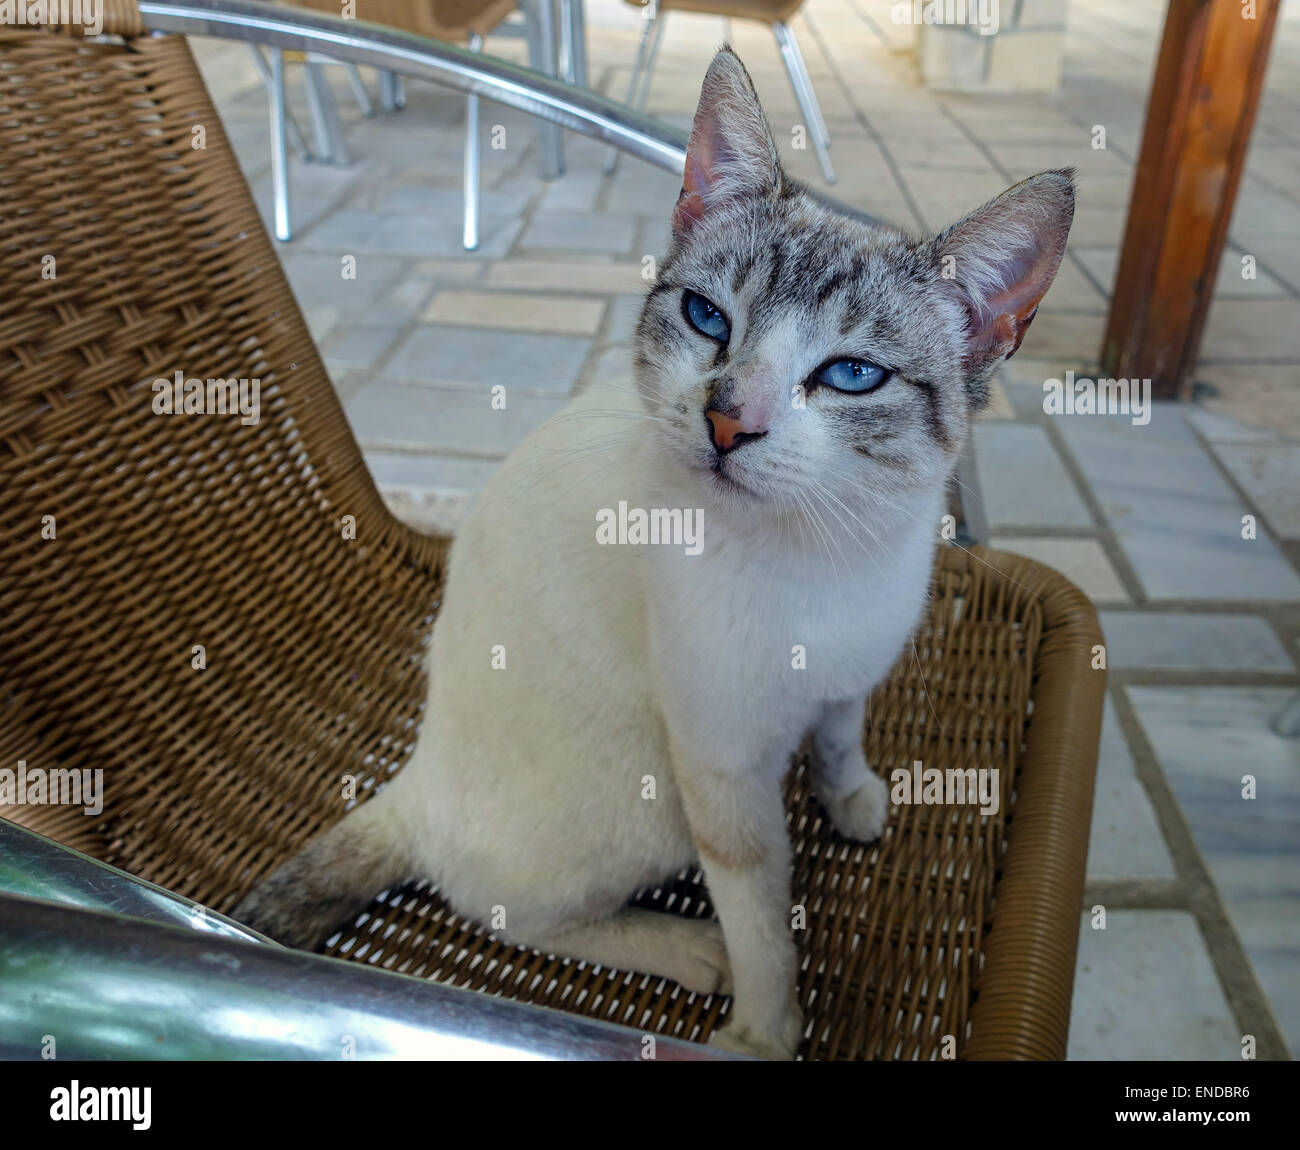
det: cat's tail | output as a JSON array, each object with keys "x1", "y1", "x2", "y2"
[{"x1": 232, "y1": 783, "x2": 419, "y2": 950}]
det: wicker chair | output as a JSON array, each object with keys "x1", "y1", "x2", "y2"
[{"x1": 0, "y1": 5, "x2": 1105, "y2": 1059}]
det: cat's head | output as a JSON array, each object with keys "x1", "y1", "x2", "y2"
[{"x1": 635, "y1": 47, "x2": 1074, "y2": 517}]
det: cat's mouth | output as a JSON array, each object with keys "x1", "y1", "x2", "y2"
[{"x1": 707, "y1": 456, "x2": 760, "y2": 498}]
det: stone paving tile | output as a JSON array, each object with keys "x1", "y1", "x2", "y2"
[
  {"x1": 424, "y1": 290, "x2": 606, "y2": 335},
  {"x1": 301, "y1": 208, "x2": 524, "y2": 259},
  {"x1": 1185, "y1": 409, "x2": 1280, "y2": 444},
  {"x1": 1099, "y1": 612, "x2": 1294, "y2": 673},
  {"x1": 320, "y1": 324, "x2": 406, "y2": 373},
  {"x1": 1072, "y1": 176, "x2": 1136, "y2": 209},
  {"x1": 1127, "y1": 687, "x2": 1300, "y2": 1057},
  {"x1": 302, "y1": 305, "x2": 343, "y2": 347},
  {"x1": 485, "y1": 258, "x2": 648, "y2": 295},
  {"x1": 274, "y1": 250, "x2": 409, "y2": 311},
  {"x1": 537, "y1": 168, "x2": 606, "y2": 213},
  {"x1": 1087, "y1": 698, "x2": 1177, "y2": 882},
  {"x1": 1015, "y1": 310, "x2": 1106, "y2": 362},
  {"x1": 1068, "y1": 911, "x2": 1242, "y2": 1060},
  {"x1": 880, "y1": 137, "x2": 997, "y2": 172},
  {"x1": 1039, "y1": 257, "x2": 1108, "y2": 310},
  {"x1": 603, "y1": 164, "x2": 691, "y2": 217},
  {"x1": 382, "y1": 278, "x2": 441, "y2": 318},
  {"x1": 1203, "y1": 299, "x2": 1300, "y2": 362},
  {"x1": 346, "y1": 380, "x2": 565, "y2": 456},
  {"x1": 1210, "y1": 442, "x2": 1300, "y2": 541},
  {"x1": 588, "y1": 345, "x2": 636, "y2": 386},
  {"x1": 1193, "y1": 365, "x2": 1300, "y2": 442},
  {"x1": 1056, "y1": 409, "x2": 1300, "y2": 601},
  {"x1": 371, "y1": 184, "x2": 533, "y2": 219},
  {"x1": 518, "y1": 210, "x2": 640, "y2": 255},
  {"x1": 1075, "y1": 247, "x2": 1291, "y2": 300},
  {"x1": 988, "y1": 536, "x2": 1130, "y2": 603},
  {"x1": 1064, "y1": 206, "x2": 1130, "y2": 248},
  {"x1": 384, "y1": 325, "x2": 591, "y2": 392},
  {"x1": 605, "y1": 294, "x2": 644, "y2": 345},
  {"x1": 903, "y1": 171, "x2": 1013, "y2": 233},
  {"x1": 251, "y1": 180, "x2": 350, "y2": 241},
  {"x1": 971, "y1": 423, "x2": 1094, "y2": 529}
]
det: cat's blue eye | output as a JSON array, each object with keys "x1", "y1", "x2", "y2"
[
  {"x1": 682, "y1": 290, "x2": 730, "y2": 343},
  {"x1": 814, "y1": 359, "x2": 891, "y2": 394}
]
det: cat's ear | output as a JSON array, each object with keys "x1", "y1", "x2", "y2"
[
  {"x1": 672, "y1": 47, "x2": 783, "y2": 236},
  {"x1": 928, "y1": 169, "x2": 1075, "y2": 387}
]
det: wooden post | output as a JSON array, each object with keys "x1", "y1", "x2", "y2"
[{"x1": 1101, "y1": 0, "x2": 1280, "y2": 399}]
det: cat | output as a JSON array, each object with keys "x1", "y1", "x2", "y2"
[{"x1": 234, "y1": 46, "x2": 1074, "y2": 1060}]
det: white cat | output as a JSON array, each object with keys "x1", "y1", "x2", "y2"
[{"x1": 236, "y1": 47, "x2": 1074, "y2": 1060}]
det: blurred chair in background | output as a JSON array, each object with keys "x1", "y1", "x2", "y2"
[
  {"x1": 259, "y1": 0, "x2": 557, "y2": 249},
  {"x1": 613, "y1": 0, "x2": 835, "y2": 182}
]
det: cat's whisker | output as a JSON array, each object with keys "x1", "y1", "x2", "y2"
[
  {"x1": 834, "y1": 476, "x2": 1047, "y2": 604},
  {"x1": 598, "y1": 377, "x2": 678, "y2": 410},
  {"x1": 544, "y1": 408, "x2": 667, "y2": 429},
  {"x1": 807, "y1": 477, "x2": 894, "y2": 567},
  {"x1": 794, "y1": 486, "x2": 844, "y2": 593},
  {"x1": 910, "y1": 637, "x2": 944, "y2": 730}
]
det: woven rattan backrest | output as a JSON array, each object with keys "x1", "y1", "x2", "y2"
[{"x1": 0, "y1": 15, "x2": 446, "y2": 902}]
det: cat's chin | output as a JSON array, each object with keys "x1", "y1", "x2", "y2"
[{"x1": 703, "y1": 459, "x2": 762, "y2": 501}]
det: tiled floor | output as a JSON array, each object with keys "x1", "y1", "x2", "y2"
[{"x1": 192, "y1": 0, "x2": 1299, "y2": 1059}]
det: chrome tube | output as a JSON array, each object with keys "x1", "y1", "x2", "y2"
[
  {"x1": 268, "y1": 45, "x2": 290, "y2": 240},
  {"x1": 303, "y1": 58, "x2": 350, "y2": 165},
  {"x1": 0, "y1": 820, "x2": 268, "y2": 944},
  {"x1": 464, "y1": 32, "x2": 483, "y2": 251},
  {"x1": 0, "y1": 894, "x2": 740, "y2": 1060},
  {"x1": 137, "y1": 0, "x2": 680, "y2": 172},
  {"x1": 773, "y1": 22, "x2": 835, "y2": 184},
  {"x1": 560, "y1": 0, "x2": 587, "y2": 88},
  {"x1": 519, "y1": 0, "x2": 564, "y2": 178},
  {"x1": 344, "y1": 61, "x2": 375, "y2": 117}
]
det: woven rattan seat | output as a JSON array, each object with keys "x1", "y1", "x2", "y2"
[{"x1": 0, "y1": 8, "x2": 1105, "y2": 1060}]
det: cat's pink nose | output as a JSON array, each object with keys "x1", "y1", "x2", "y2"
[{"x1": 706, "y1": 408, "x2": 768, "y2": 453}]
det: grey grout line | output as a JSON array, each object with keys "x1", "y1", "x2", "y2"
[
  {"x1": 1036, "y1": 414, "x2": 1151, "y2": 604},
  {"x1": 1108, "y1": 683, "x2": 1294, "y2": 1061},
  {"x1": 1082, "y1": 878, "x2": 1189, "y2": 910}
]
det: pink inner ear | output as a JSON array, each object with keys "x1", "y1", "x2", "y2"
[
  {"x1": 967, "y1": 240, "x2": 1063, "y2": 364},
  {"x1": 672, "y1": 125, "x2": 725, "y2": 235},
  {"x1": 672, "y1": 188, "x2": 706, "y2": 234}
]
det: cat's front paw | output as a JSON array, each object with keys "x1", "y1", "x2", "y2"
[
  {"x1": 824, "y1": 770, "x2": 890, "y2": 842},
  {"x1": 709, "y1": 998, "x2": 803, "y2": 1060}
]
